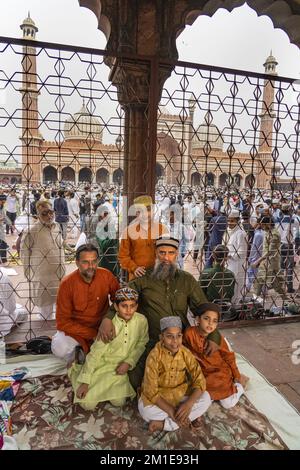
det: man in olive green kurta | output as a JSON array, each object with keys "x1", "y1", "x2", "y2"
[
  {"x1": 253, "y1": 217, "x2": 286, "y2": 297},
  {"x1": 99, "y1": 236, "x2": 221, "y2": 389},
  {"x1": 199, "y1": 245, "x2": 236, "y2": 302}
]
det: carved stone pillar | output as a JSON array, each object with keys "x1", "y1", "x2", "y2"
[
  {"x1": 110, "y1": 60, "x2": 172, "y2": 207},
  {"x1": 79, "y1": 0, "x2": 178, "y2": 205}
]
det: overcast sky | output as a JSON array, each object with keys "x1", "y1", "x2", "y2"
[
  {"x1": 0, "y1": 1, "x2": 299, "y2": 76},
  {"x1": 0, "y1": 1, "x2": 299, "y2": 167}
]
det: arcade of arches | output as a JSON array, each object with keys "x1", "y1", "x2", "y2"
[{"x1": 43, "y1": 165, "x2": 123, "y2": 186}]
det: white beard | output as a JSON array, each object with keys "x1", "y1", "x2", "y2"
[{"x1": 151, "y1": 259, "x2": 178, "y2": 281}]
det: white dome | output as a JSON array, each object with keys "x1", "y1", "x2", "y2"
[
  {"x1": 64, "y1": 104, "x2": 103, "y2": 143},
  {"x1": 23, "y1": 15, "x2": 36, "y2": 27},
  {"x1": 193, "y1": 122, "x2": 223, "y2": 151}
]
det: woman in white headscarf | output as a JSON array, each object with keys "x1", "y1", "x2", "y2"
[{"x1": 222, "y1": 210, "x2": 248, "y2": 303}]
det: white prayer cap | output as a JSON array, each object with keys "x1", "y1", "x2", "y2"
[
  {"x1": 228, "y1": 209, "x2": 240, "y2": 219},
  {"x1": 97, "y1": 205, "x2": 110, "y2": 216}
]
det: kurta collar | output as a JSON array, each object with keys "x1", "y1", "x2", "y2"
[
  {"x1": 159, "y1": 340, "x2": 181, "y2": 357},
  {"x1": 115, "y1": 314, "x2": 133, "y2": 326}
]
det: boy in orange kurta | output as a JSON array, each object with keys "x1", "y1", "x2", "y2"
[
  {"x1": 118, "y1": 195, "x2": 168, "y2": 280},
  {"x1": 184, "y1": 303, "x2": 249, "y2": 409}
]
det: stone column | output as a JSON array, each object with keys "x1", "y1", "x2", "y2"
[
  {"x1": 78, "y1": 0, "x2": 183, "y2": 205},
  {"x1": 110, "y1": 60, "x2": 171, "y2": 207}
]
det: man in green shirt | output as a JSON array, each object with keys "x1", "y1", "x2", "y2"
[
  {"x1": 98, "y1": 236, "x2": 221, "y2": 389},
  {"x1": 199, "y1": 244, "x2": 236, "y2": 303}
]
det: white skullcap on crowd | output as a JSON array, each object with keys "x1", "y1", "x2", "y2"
[{"x1": 228, "y1": 209, "x2": 240, "y2": 219}]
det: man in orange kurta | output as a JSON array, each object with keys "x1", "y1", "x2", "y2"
[
  {"x1": 118, "y1": 195, "x2": 168, "y2": 280},
  {"x1": 51, "y1": 244, "x2": 120, "y2": 362}
]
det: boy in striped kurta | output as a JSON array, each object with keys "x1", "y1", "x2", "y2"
[{"x1": 68, "y1": 288, "x2": 149, "y2": 410}]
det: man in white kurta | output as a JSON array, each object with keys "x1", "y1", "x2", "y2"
[
  {"x1": 67, "y1": 192, "x2": 79, "y2": 239},
  {"x1": 20, "y1": 200, "x2": 66, "y2": 319},
  {"x1": 222, "y1": 210, "x2": 248, "y2": 303},
  {"x1": 0, "y1": 270, "x2": 28, "y2": 336}
]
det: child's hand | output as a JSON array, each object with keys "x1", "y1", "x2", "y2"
[
  {"x1": 116, "y1": 362, "x2": 130, "y2": 375},
  {"x1": 175, "y1": 401, "x2": 193, "y2": 424},
  {"x1": 76, "y1": 383, "x2": 89, "y2": 399},
  {"x1": 165, "y1": 404, "x2": 177, "y2": 422},
  {"x1": 204, "y1": 339, "x2": 220, "y2": 356}
]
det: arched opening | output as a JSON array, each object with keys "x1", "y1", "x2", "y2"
[
  {"x1": 11, "y1": 177, "x2": 17, "y2": 184},
  {"x1": 173, "y1": 2, "x2": 300, "y2": 201},
  {"x1": 156, "y1": 163, "x2": 164, "y2": 183},
  {"x1": 113, "y1": 168, "x2": 123, "y2": 185},
  {"x1": 245, "y1": 174, "x2": 256, "y2": 189},
  {"x1": 234, "y1": 174, "x2": 242, "y2": 187},
  {"x1": 79, "y1": 167, "x2": 92, "y2": 183},
  {"x1": 43, "y1": 165, "x2": 57, "y2": 183},
  {"x1": 61, "y1": 166, "x2": 75, "y2": 182},
  {"x1": 206, "y1": 172, "x2": 215, "y2": 186},
  {"x1": 157, "y1": 132, "x2": 179, "y2": 185},
  {"x1": 191, "y1": 172, "x2": 201, "y2": 186},
  {"x1": 176, "y1": 3, "x2": 300, "y2": 62},
  {"x1": 219, "y1": 173, "x2": 228, "y2": 187},
  {"x1": 96, "y1": 168, "x2": 109, "y2": 184}
]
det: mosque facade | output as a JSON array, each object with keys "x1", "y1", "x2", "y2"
[{"x1": 0, "y1": 15, "x2": 284, "y2": 191}]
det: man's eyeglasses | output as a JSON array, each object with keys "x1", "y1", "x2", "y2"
[{"x1": 40, "y1": 210, "x2": 54, "y2": 216}]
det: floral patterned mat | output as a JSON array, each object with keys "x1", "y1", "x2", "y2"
[{"x1": 10, "y1": 375, "x2": 287, "y2": 450}]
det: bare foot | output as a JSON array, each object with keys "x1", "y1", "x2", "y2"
[
  {"x1": 239, "y1": 374, "x2": 249, "y2": 389},
  {"x1": 148, "y1": 420, "x2": 164, "y2": 433},
  {"x1": 178, "y1": 417, "x2": 190, "y2": 428},
  {"x1": 191, "y1": 416, "x2": 202, "y2": 429}
]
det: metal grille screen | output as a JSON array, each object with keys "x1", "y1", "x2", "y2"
[{"x1": 0, "y1": 36, "x2": 300, "y2": 341}]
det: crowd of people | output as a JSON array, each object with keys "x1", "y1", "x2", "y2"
[
  {"x1": 0, "y1": 181, "x2": 299, "y2": 432},
  {"x1": 0, "y1": 184, "x2": 300, "y2": 327}
]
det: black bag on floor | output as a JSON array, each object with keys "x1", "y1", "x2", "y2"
[{"x1": 26, "y1": 336, "x2": 52, "y2": 354}]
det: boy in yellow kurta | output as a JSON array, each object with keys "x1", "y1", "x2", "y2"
[
  {"x1": 138, "y1": 316, "x2": 211, "y2": 433},
  {"x1": 68, "y1": 287, "x2": 149, "y2": 410}
]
